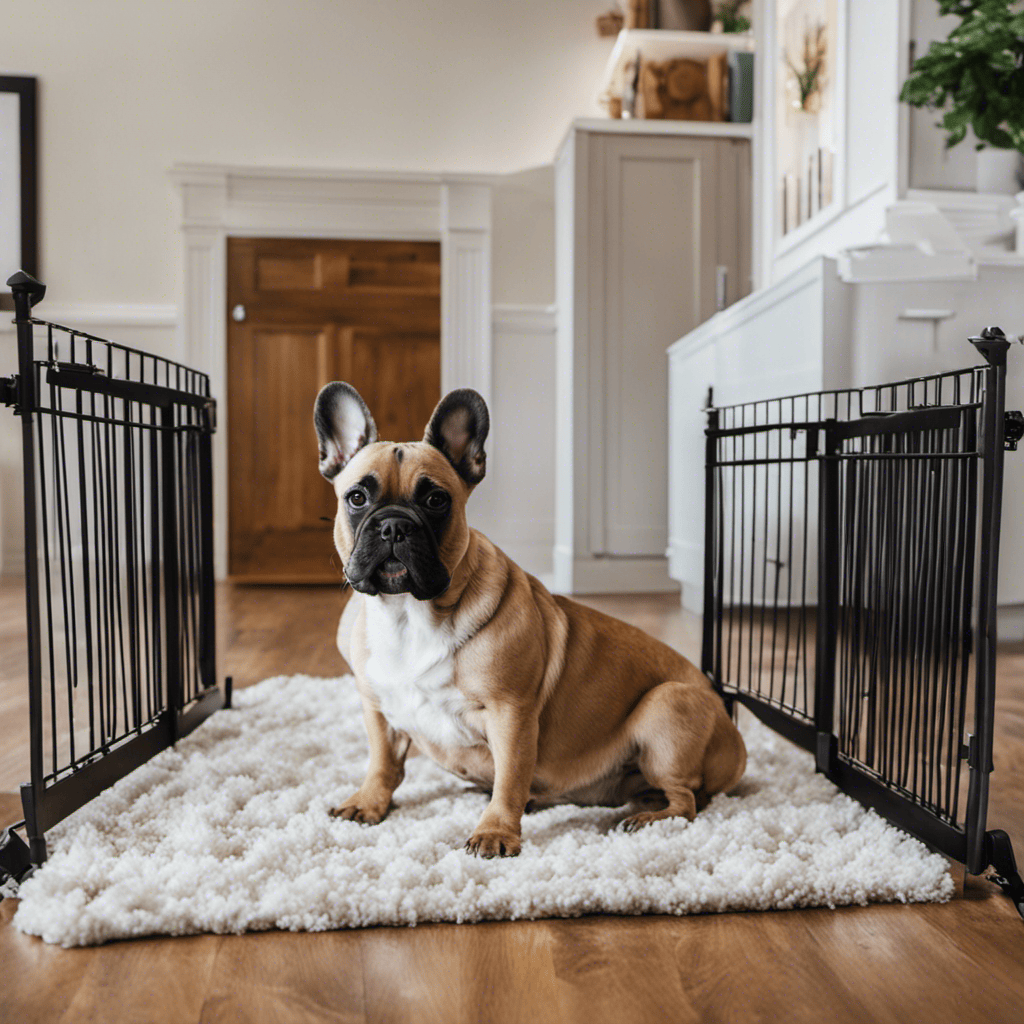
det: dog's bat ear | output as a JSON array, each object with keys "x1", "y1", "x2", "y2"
[
  {"x1": 314, "y1": 382, "x2": 378, "y2": 480},
  {"x1": 423, "y1": 388, "x2": 489, "y2": 485}
]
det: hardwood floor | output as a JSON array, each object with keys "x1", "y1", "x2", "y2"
[{"x1": 1, "y1": 582, "x2": 1022, "y2": 1023}]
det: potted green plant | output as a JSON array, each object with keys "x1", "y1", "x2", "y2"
[{"x1": 900, "y1": 0, "x2": 1024, "y2": 193}]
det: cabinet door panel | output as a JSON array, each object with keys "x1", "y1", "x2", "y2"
[{"x1": 597, "y1": 135, "x2": 722, "y2": 557}]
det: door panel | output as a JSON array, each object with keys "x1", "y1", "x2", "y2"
[
  {"x1": 227, "y1": 238, "x2": 441, "y2": 582},
  {"x1": 349, "y1": 330, "x2": 441, "y2": 443}
]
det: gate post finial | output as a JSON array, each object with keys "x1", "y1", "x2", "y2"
[
  {"x1": 970, "y1": 326, "x2": 1011, "y2": 367},
  {"x1": 6, "y1": 270, "x2": 45, "y2": 314}
]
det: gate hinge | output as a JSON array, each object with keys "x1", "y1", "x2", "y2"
[
  {"x1": 1005, "y1": 410, "x2": 1023, "y2": 451},
  {"x1": 963, "y1": 733, "x2": 995, "y2": 772},
  {"x1": 0, "y1": 826, "x2": 35, "y2": 899},
  {"x1": 1, "y1": 375, "x2": 19, "y2": 410}
]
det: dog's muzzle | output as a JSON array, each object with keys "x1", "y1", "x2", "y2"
[{"x1": 345, "y1": 504, "x2": 451, "y2": 599}]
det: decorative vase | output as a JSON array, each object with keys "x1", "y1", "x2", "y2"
[{"x1": 976, "y1": 148, "x2": 1022, "y2": 194}]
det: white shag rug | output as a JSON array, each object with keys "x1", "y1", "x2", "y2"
[{"x1": 13, "y1": 674, "x2": 953, "y2": 947}]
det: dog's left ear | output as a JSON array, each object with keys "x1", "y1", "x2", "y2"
[{"x1": 424, "y1": 388, "x2": 489, "y2": 485}]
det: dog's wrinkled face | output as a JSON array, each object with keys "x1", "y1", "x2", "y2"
[{"x1": 314, "y1": 384, "x2": 489, "y2": 600}]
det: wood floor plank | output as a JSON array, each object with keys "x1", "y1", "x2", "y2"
[
  {"x1": 668, "y1": 909, "x2": 877, "y2": 1023},
  {"x1": 0, "y1": 898, "x2": 92, "y2": 1024},
  {"x1": 768, "y1": 899, "x2": 1024, "y2": 1024},
  {"x1": 546, "y1": 916, "x2": 701, "y2": 1024},
  {"x1": 359, "y1": 921, "x2": 560, "y2": 1024},
  {"x1": 56, "y1": 934, "x2": 222, "y2": 1024},
  {"x1": 198, "y1": 930, "x2": 366, "y2": 1024}
]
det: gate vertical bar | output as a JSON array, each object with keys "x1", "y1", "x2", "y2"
[
  {"x1": 965, "y1": 328, "x2": 1010, "y2": 875},
  {"x1": 197, "y1": 404, "x2": 216, "y2": 691},
  {"x1": 815, "y1": 422, "x2": 840, "y2": 774},
  {"x1": 8, "y1": 272, "x2": 47, "y2": 863},
  {"x1": 702, "y1": 397, "x2": 719, "y2": 686},
  {"x1": 160, "y1": 403, "x2": 182, "y2": 739}
]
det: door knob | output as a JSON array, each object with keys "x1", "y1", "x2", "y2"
[{"x1": 232, "y1": 304, "x2": 246, "y2": 322}]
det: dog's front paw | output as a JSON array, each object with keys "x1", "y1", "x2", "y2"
[
  {"x1": 464, "y1": 829, "x2": 521, "y2": 858},
  {"x1": 619, "y1": 811, "x2": 659, "y2": 833},
  {"x1": 329, "y1": 789, "x2": 390, "y2": 825}
]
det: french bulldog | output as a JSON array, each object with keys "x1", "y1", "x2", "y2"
[{"x1": 315, "y1": 383, "x2": 746, "y2": 857}]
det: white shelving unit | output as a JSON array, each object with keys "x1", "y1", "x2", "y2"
[{"x1": 598, "y1": 28, "x2": 756, "y2": 106}]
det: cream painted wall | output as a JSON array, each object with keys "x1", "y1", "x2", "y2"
[
  {"x1": 0, "y1": 0, "x2": 605, "y2": 308},
  {"x1": 492, "y1": 165, "x2": 556, "y2": 306}
]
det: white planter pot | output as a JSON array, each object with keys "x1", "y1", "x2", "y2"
[{"x1": 976, "y1": 148, "x2": 1022, "y2": 194}]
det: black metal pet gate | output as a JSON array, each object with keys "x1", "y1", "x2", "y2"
[
  {"x1": 0, "y1": 272, "x2": 229, "y2": 893},
  {"x1": 702, "y1": 329, "x2": 1024, "y2": 918}
]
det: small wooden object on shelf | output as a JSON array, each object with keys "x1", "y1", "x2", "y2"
[
  {"x1": 636, "y1": 57, "x2": 716, "y2": 121},
  {"x1": 598, "y1": 29, "x2": 756, "y2": 121},
  {"x1": 596, "y1": 9, "x2": 625, "y2": 37},
  {"x1": 627, "y1": 0, "x2": 653, "y2": 30},
  {"x1": 706, "y1": 52, "x2": 728, "y2": 121}
]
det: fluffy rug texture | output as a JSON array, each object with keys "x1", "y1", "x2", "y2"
[{"x1": 14, "y1": 673, "x2": 953, "y2": 946}]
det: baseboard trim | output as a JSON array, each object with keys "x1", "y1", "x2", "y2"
[{"x1": 551, "y1": 547, "x2": 679, "y2": 595}]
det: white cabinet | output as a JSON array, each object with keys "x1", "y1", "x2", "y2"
[{"x1": 553, "y1": 120, "x2": 751, "y2": 594}]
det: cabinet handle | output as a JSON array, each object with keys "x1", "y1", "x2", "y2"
[{"x1": 716, "y1": 267, "x2": 728, "y2": 312}]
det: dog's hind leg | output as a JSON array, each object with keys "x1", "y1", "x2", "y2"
[{"x1": 618, "y1": 678, "x2": 745, "y2": 833}]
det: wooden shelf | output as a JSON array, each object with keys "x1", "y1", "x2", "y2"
[
  {"x1": 567, "y1": 117, "x2": 753, "y2": 140},
  {"x1": 598, "y1": 28, "x2": 756, "y2": 104}
]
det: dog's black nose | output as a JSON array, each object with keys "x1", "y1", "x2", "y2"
[{"x1": 378, "y1": 514, "x2": 419, "y2": 543}]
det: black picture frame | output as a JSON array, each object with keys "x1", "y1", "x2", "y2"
[{"x1": 0, "y1": 75, "x2": 38, "y2": 292}]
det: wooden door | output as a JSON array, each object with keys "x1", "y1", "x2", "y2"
[{"x1": 227, "y1": 237, "x2": 441, "y2": 582}]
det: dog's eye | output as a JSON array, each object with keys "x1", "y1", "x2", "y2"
[
  {"x1": 424, "y1": 490, "x2": 450, "y2": 511},
  {"x1": 347, "y1": 491, "x2": 367, "y2": 509}
]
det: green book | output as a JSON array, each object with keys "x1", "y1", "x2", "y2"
[{"x1": 728, "y1": 51, "x2": 754, "y2": 124}]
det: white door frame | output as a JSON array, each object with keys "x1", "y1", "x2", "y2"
[{"x1": 171, "y1": 164, "x2": 493, "y2": 579}]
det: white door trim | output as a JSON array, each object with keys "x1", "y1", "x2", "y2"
[{"x1": 171, "y1": 164, "x2": 493, "y2": 579}]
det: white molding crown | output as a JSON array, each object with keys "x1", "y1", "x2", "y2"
[{"x1": 172, "y1": 163, "x2": 494, "y2": 580}]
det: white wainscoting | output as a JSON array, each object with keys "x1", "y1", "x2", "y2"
[{"x1": 474, "y1": 304, "x2": 557, "y2": 586}]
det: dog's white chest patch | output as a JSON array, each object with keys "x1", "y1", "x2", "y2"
[{"x1": 362, "y1": 595, "x2": 482, "y2": 749}]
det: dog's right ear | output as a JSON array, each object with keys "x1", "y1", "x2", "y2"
[{"x1": 314, "y1": 382, "x2": 378, "y2": 480}]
